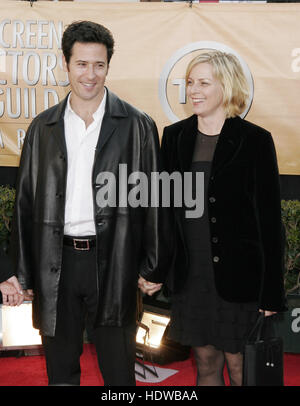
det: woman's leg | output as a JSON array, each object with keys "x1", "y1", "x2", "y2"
[
  {"x1": 224, "y1": 351, "x2": 243, "y2": 386},
  {"x1": 193, "y1": 344, "x2": 225, "y2": 386}
]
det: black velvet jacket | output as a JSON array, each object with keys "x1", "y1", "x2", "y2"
[{"x1": 161, "y1": 114, "x2": 287, "y2": 312}]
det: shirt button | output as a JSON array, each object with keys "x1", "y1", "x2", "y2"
[
  {"x1": 211, "y1": 217, "x2": 217, "y2": 223},
  {"x1": 213, "y1": 256, "x2": 220, "y2": 263},
  {"x1": 209, "y1": 197, "x2": 216, "y2": 203},
  {"x1": 212, "y1": 237, "x2": 218, "y2": 243}
]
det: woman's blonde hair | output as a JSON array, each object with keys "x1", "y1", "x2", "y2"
[{"x1": 185, "y1": 51, "x2": 250, "y2": 118}]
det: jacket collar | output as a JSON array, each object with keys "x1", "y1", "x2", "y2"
[
  {"x1": 45, "y1": 87, "x2": 128, "y2": 125},
  {"x1": 178, "y1": 114, "x2": 244, "y2": 176},
  {"x1": 178, "y1": 114, "x2": 197, "y2": 173},
  {"x1": 211, "y1": 116, "x2": 244, "y2": 177},
  {"x1": 96, "y1": 88, "x2": 128, "y2": 153},
  {"x1": 103, "y1": 87, "x2": 128, "y2": 118},
  {"x1": 44, "y1": 87, "x2": 128, "y2": 155}
]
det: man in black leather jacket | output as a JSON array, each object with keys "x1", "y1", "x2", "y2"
[{"x1": 0, "y1": 21, "x2": 164, "y2": 386}]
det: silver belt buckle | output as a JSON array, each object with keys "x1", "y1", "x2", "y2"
[{"x1": 73, "y1": 238, "x2": 90, "y2": 251}]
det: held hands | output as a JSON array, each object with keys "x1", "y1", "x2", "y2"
[
  {"x1": 24, "y1": 289, "x2": 34, "y2": 301},
  {"x1": 259, "y1": 309, "x2": 277, "y2": 317},
  {"x1": 0, "y1": 276, "x2": 34, "y2": 306},
  {"x1": 138, "y1": 276, "x2": 162, "y2": 296},
  {"x1": 0, "y1": 276, "x2": 24, "y2": 306}
]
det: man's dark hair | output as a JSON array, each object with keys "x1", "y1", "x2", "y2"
[{"x1": 62, "y1": 21, "x2": 115, "y2": 65}]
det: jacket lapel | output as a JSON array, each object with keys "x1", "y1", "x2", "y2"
[
  {"x1": 177, "y1": 115, "x2": 244, "y2": 177},
  {"x1": 211, "y1": 117, "x2": 244, "y2": 178},
  {"x1": 96, "y1": 88, "x2": 128, "y2": 153},
  {"x1": 45, "y1": 95, "x2": 68, "y2": 158},
  {"x1": 178, "y1": 115, "x2": 197, "y2": 173},
  {"x1": 45, "y1": 88, "x2": 128, "y2": 158}
]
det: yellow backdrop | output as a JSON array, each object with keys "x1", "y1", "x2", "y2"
[{"x1": 0, "y1": 2, "x2": 299, "y2": 174}]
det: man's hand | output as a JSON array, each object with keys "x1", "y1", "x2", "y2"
[
  {"x1": 0, "y1": 276, "x2": 24, "y2": 306},
  {"x1": 138, "y1": 276, "x2": 162, "y2": 296}
]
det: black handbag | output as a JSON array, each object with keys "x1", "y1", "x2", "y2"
[{"x1": 242, "y1": 313, "x2": 284, "y2": 386}]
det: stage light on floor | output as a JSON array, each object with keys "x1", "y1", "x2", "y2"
[
  {"x1": 136, "y1": 311, "x2": 170, "y2": 349},
  {"x1": 136, "y1": 306, "x2": 190, "y2": 365},
  {"x1": 0, "y1": 302, "x2": 42, "y2": 350}
]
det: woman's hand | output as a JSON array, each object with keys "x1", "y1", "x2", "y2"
[
  {"x1": 138, "y1": 276, "x2": 162, "y2": 296},
  {"x1": 259, "y1": 309, "x2": 277, "y2": 317},
  {"x1": 24, "y1": 289, "x2": 34, "y2": 301}
]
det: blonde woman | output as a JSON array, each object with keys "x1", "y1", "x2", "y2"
[{"x1": 161, "y1": 51, "x2": 286, "y2": 386}]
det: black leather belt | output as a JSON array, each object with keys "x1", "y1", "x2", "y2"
[{"x1": 63, "y1": 236, "x2": 96, "y2": 251}]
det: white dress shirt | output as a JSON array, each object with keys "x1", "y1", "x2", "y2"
[{"x1": 63, "y1": 90, "x2": 106, "y2": 236}]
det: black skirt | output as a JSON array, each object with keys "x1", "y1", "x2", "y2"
[{"x1": 168, "y1": 161, "x2": 259, "y2": 354}]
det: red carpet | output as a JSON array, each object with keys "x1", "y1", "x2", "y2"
[{"x1": 0, "y1": 344, "x2": 299, "y2": 386}]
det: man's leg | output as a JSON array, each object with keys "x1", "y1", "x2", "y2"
[
  {"x1": 42, "y1": 245, "x2": 97, "y2": 386},
  {"x1": 93, "y1": 322, "x2": 137, "y2": 386}
]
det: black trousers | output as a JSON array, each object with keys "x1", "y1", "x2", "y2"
[{"x1": 42, "y1": 244, "x2": 136, "y2": 386}]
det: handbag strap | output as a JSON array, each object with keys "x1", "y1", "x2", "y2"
[{"x1": 246, "y1": 312, "x2": 265, "y2": 343}]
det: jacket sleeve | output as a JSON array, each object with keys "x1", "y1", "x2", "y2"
[
  {"x1": 138, "y1": 116, "x2": 173, "y2": 283},
  {"x1": 9, "y1": 122, "x2": 36, "y2": 290},
  {"x1": 158, "y1": 126, "x2": 177, "y2": 290},
  {"x1": 256, "y1": 131, "x2": 287, "y2": 311},
  {"x1": 0, "y1": 255, "x2": 14, "y2": 284}
]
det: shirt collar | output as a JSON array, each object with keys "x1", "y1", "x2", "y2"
[{"x1": 65, "y1": 88, "x2": 107, "y2": 122}]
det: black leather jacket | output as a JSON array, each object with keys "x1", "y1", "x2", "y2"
[{"x1": 9, "y1": 88, "x2": 166, "y2": 336}]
